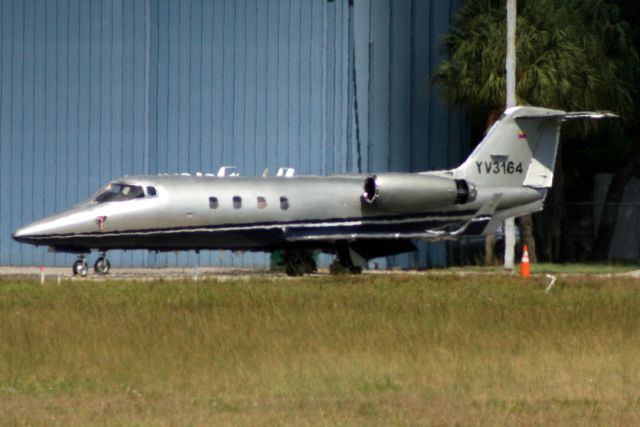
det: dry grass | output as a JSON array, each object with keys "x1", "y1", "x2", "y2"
[{"x1": 1, "y1": 273, "x2": 640, "y2": 425}]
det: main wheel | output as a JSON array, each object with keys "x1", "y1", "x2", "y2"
[
  {"x1": 303, "y1": 258, "x2": 317, "y2": 275},
  {"x1": 283, "y1": 250, "x2": 317, "y2": 276},
  {"x1": 349, "y1": 265, "x2": 363, "y2": 274},
  {"x1": 72, "y1": 260, "x2": 88, "y2": 277},
  {"x1": 331, "y1": 243, "x2": 364, "y2": 275},
  {"x1": 329, "y1": 260, "x2": 349, "y2": 275},
  {"x1": 329, "y1": 256, "x2": 363, "y2": 275},
  {"x1": 285, "y1": 263, "x2": 305, "y2": 276},
  {"x1": 94, "y1": 257, "x2": 111, "y2": 275}
]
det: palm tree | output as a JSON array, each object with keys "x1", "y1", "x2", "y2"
[{"x1": 433, "y1": 0, "x2": 639, "y2": 262}]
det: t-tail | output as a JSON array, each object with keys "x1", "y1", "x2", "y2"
[{"x1": 453, "y1": 106, "x2": 616, "y2": 189}]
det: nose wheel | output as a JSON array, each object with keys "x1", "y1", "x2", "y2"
[
  {"x1": 72, "y1": 257, "x2": 89, "y2": 277},
  {"x1": 94, "y1": 254, "x2": 111, "y2": 275}
]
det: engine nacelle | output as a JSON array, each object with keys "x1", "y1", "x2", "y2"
[{"x1": 361, "y1": 173, "x2": 476, "y2": 213}]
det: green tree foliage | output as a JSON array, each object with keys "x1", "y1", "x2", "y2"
[
  {"x1": 434, "y1": 0, "x2": 638, "y2": 120},
  {"x1": 433, "y1": 0, "x2": 640, "y2": 262}
]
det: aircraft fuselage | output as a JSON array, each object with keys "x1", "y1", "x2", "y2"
[{"x1": 14, "y1": 173, "x2": 534, "y2": 254}]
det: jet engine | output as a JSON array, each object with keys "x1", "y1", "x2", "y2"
[{"x1": 362, "y1": 173, "x2": 476, "y2": 213}]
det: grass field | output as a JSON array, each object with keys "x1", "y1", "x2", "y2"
[{"x1": 2, "y1": 272, "x2": 640, "y2": 426}]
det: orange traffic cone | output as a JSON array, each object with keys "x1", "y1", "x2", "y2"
[{"x1": 520, "y1": 245, "x2": 531, "y2": 278}]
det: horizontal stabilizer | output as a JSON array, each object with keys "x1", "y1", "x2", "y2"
[
  {"x1": 518, "y1": 111, "x2": 618, "y2": 120},
  {"x1": 519, "y1": 110, "x2": 616, "y2": 188}
]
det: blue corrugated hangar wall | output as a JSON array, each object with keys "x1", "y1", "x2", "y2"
[{"x1": 0, "y1": 0, "x2": 468, "y2": 269}]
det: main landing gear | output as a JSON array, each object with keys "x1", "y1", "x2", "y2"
[
  {"x1": 283, "y1": 250, "x2": 317, "y2": 276},
  {"x1": 281, "y1": 244, "x2": 365, "y2": 276},
  {"x1": 329, "y1": 244, "x2": 364, "y2": 275},
  {"x1": 71, "y1": 253, "x2": 111, "y2": 277}
]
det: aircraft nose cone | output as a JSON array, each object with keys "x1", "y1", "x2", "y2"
[
  {"x1": 12, "y1": 217, "x2": 65, "y2": 245},
  {"x1": 13, "y1": 206, "x2": 96, "y2": 247},
  {"x1": 12, "y1": 224, "x2": 37, "y2": 243}
]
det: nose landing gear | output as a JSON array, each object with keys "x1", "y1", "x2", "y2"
[
  {"x1": 72, "y1": 256, "x2": 89, "y2": 277},
  {"x1": 71, "y1": 253, "x2": 111, "y2": 277},
  {"x1": 94, "y1": 253, "x2": 111, "y2": 275}
]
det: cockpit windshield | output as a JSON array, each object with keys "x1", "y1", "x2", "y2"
[{"x1": 94, "y1": 183, "x2": 145, "y2": 203}]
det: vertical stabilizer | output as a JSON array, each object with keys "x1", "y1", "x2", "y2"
[{"x1": 453, "y1": 106, "x2": 615, "y2": 188}]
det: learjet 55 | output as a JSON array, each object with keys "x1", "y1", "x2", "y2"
[{"x1": 13, "y1": 106, "x2": 614, "y2": 276}]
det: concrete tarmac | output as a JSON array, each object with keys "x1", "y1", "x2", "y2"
[
  {"x1": 0, "y1": 266, "x2": 275, "y2": 281},
  {"x1": 2, "y1": 266, "x2": 640, "y2": 282}
]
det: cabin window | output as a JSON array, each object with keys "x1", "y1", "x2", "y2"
[
  {"x1": 95, "y1": 183, "x2": 145, "y2": 203},
  {"x1": 280, "y1": 196, "x2": 289, "y2": 210},
  {"x1": 257, "y1": 196, "x2": 267, "y2": 209},
  {"x1": 209, "y1": 196, "x2": 218, "y2": 209},
  {"x1": 233, "y1": 196, "x2": 242, "y2": 209},
  {"x1": 146, "y1": 186, "x2": 157, "y2": 197}
]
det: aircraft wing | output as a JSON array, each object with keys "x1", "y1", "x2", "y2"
[
  {"x1": 286, "y1": 194, "x2": 502, "y2": 243},
  {"x1": 449, "y1": 193, "x2": 502, "y2": 237}
]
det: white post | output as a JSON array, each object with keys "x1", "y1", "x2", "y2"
[
  {"x1": 504, "y1": 0, "x2": 517, "y2": 270},
  {"x1": 506, "y1": 0, "x2": 517, "y2": 108}
]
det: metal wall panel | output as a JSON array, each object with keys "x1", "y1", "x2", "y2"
[
  {"x1": 0, "y1": 0, "x2": 150, "y2": 268},
  {"x1": 353, "y1": 0, "x2": 468, "y2": 268},
  {"x1": 0, "y1": 0, "x2": 468, "y2": 269},
  {"x1": 149, "y1": 0, "x2": 352, "y2": 268}
]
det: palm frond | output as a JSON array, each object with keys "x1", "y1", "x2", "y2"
[{"x1": 432, "y1": 0, "x2": 640, "y2": 128}]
